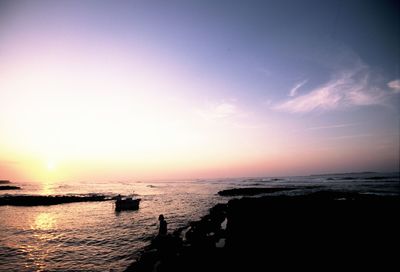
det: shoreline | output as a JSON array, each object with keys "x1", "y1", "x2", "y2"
[
  {"x1": 125, "y1": 190, "x2": 399, "y2": 271},
  {"x1": 0, "y1": 194, "x2": 110, "y2": 206},
  {"x1": 0, "y1": 185, "x2": 21, "y2": 190}
]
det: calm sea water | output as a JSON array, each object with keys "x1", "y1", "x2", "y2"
[{"x1": 0, "y1": 172, "x2": 398, "y2": 272}]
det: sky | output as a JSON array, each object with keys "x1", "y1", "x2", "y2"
[{"x1": 0, "y1": 0, "x2": 399, "y2": 182}]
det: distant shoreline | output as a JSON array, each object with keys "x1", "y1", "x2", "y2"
[{"x1": 309, "y1": 171, "x2": 378, "y2": 176}]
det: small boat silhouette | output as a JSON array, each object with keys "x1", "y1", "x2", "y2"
[{"x1": 115, "y1": 196, "x2": 141, "y2": 211}]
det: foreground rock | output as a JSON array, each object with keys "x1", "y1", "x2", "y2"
[
  {"x1": 0, "y1": 185, "x2": 21, "y2": 190},
  {"x1": 125, "y1": 190, "x2": 399, "y2": 272},
  {"x1": 0, "y1": 194, "x2": 109, "y2": 206},
  {"x1": 0, "y1": 180, "x2": 11, "y2": 184},
  {"x1": 224, "y1": 191, "x2": 399, "y2": 270}
]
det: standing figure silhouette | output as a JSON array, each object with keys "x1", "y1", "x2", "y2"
[{"x1": 158, "y1": 214, "x2": 167, "y2": 236}]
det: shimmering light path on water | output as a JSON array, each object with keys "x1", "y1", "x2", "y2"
[{"x1": 0, "y1": 180, "x2": 228, "y2": 272}]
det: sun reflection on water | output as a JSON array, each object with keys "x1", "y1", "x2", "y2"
[
  {"x1": 33, "y1": 213, "x2": 56, "y2": 231},
  {"x1": 18, "y1": 212, "x2": 58, "y2": 271},
  {"x1": 40, "y1": 181, "x2": 55, "y2": 195}
]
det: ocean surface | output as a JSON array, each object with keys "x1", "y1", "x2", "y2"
[{"x1": 0, "y1": 172, "x2": 399, "y2": 272}]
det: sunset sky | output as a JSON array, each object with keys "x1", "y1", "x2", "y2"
[{"x1": 0, "y1": 0, "x2": 399, "y2": 182}]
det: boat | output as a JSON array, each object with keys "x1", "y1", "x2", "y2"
[{"x1": 115, "y1": 197, "x2": 141, "y2": 211}]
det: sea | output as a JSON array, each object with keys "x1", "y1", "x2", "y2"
[{"x1": 0, "y1": 172, "x2": 399, "y2": 272}]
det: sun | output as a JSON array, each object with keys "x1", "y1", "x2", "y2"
[{"x1": 46, "y1": 160, "x2": 56, "y2": 171}]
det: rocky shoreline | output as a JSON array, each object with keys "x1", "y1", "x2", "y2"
[
  {"x1": 125, "y1": 190, "x2": 399, "y2": 271},
  {"x1": 0, "y1": 180, "x2": 21, "y2": 190},
  {"x1": 0, "y1": 185, "x2": 21, "y2": 190},
  {"x1": 0, "y1": 194, "x2": 109, "y2": 206}
]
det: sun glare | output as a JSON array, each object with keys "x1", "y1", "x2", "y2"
[{"x1": 46, "y1": 160, "x2": 56, "y2": 171}]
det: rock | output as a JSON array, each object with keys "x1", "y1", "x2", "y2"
[
  {"x1": 0, "y1": 194, "x2": 108, "y2": 206},
  {"x1": 125, "y1": 191, "x2": 399, "y2": 272},
  {"x1": 0, "y1": 185, "x2": 21, "y2": 190},
  {"x1": 224, "y1": 192, "x2": 399, "y2": 270}
]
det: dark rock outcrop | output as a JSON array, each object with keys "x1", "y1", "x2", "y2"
[
  {"x1": 125, "y1": 190, "x2": 399, "y2": 272},
  {"x1": 0, "y1": 195, "x2": 108, "y2": 206},
  {"x1": 0, "y1": 185, "x2": 21, "y2": 190},
  {"x1": 224, "y1": 192, "x2": 399, "y2": 270}
]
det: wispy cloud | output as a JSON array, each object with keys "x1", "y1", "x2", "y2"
[
  {"x1": 196, "y1": 102, "x2": 237, "y2": 120},
  {"x1": 274, "y1": 68, "x2": 386, "y2": 113},
  {"x1": 327, "y1": 134, "x2": 371, "y2": 140},
  {"x1": 289, "y1": 79, "x2": 308, "y2": 97},
  {"x1": 388, "y1": 79, "x2": 400, "y2": 93},
  {"x1": 213, "y1": 103, "x2": 236, "y2": 118},
  {"x1": 306, "y1": 123, "x2": 356, "y2": 130}
]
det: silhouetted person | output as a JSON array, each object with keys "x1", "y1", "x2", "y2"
[
  {"x1": 158, "y1": 214, "x2": 167, "y2": 236},
  {"x1": 116, "y1": 194, "x2": 122, "y2": 202}
]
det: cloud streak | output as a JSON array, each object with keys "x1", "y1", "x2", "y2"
[
  {"x1": 274, "y1": 68, "x2": 386, "y2": 113},
  {"x1": 327, "y1": 134, "x2": 371, "y2": 140},
  {"x1": 289, "y1": 79, "x2": 308, "y2": 97},
  {"x1": 306, "y1": 123, "x2": 356, "y2": 130},
  {"x1": 196, "y1": 102, "x2": 237, "y2": 120},
  {"x1": 388, "y1": 79, "x2": 400, "y2": 93}
]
